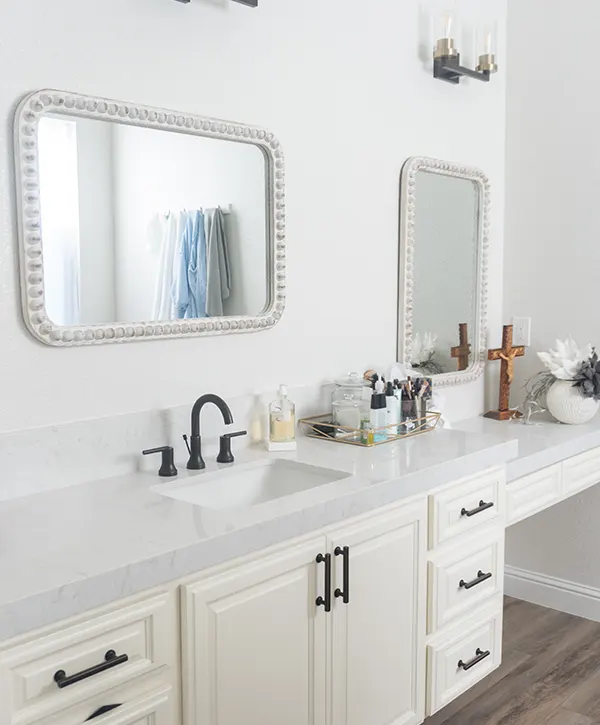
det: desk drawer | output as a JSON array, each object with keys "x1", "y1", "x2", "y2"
[
  {"x1": 429, "y1": 468, "x2": 504, "y2": 549},
  {"x1": 426, "y1": 603, "x2": 503, "y2": 716},
  {"x1": 563, "y1": 448, "x2": 600, "y2": 497},
  {"x1": 30, "y1": 668, "x2": 173, "y2": 725},
  {"x1": 428, "y1": 532, "x2": 504, "y2": 634},
  {"x1": 0, "y1": 591, "x2": 176, "y2": 725},
  {"x1": 507, "y1": 464, "x2": 562, "y2": 525}
]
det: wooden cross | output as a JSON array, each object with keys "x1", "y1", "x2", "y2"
[
  {"x1": 484, "y1": 324, "x2": 526, "y2": 421},
  {"x1": 451, "y1": 323, "x2": 471, "y2": 371}
]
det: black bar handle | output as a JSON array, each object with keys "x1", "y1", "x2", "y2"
[
  {"x1": 316, "y1": 553, "x2": 332, "y2": 612},
  {"x1": 458, "y1": 648, "x2": 491, "y2": 671},
  {"x1": 86, "y1": 704, "x2": 122, "y2": 721},
  {"x1": 334, "y1": 546, "x2": 350, "y2": 604},
  {"x1": 54, "y1": 650, "x2": 129, "y2": 689},
  {"x1": 460, "y1": 570, "x2": 493, "y2": 590},
  {"x1": 461, "y1": 500, "x2": 494, "y2": 518}
]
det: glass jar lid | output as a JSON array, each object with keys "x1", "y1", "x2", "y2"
[{"x1": 334, "y1": 372, "x2": 364, "y2": 388}]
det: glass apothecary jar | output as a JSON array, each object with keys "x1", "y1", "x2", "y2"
[{"x1": 332, "y1": 372, "x2": 367, "y2": 430}]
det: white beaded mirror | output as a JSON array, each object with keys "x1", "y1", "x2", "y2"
[
  {"x1": 397, "y1": 157, "x2": 490, "y2": 386},
  {"x1": 14, "y1": 90, "x2": 286, "y2": 346}
]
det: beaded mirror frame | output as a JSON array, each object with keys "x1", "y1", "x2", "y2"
[
  {"x1": 14, "y1": 89, "x2": 286, "y2": 346},
  {"x1": 397, "y1": 156, "x2": 490, "y2": 387}
]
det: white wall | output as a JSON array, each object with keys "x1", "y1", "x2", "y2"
[
  {"x1": 76, "y1": 118, "x2": 116, "y2": 324},
  {"x1": 0, "y1": 0, "x2": 507, "y2": 435},
  {"x1": 112, "y1": 125, "x2": 266, "y2": 320},
  {"x1": 504, "y1": 0, "x2": 600, "y2": 589}
]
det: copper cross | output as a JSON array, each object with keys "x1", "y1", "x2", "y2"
[
  {"x1": 487, "y1": 325, "x2": 525, "y2": 415},
  {"x1": 451, "y1": 323, "x2": 472, "y2": 371}
]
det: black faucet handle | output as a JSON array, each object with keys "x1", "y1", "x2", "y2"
[
  {"x1": 142, "y1": 446, "x2": 178, "y2": 478},
  {"x1": 223, "y1": 430, "x2": 248, "y2": 440},
  {"x1": 217, "y1": 430, "x2": 247, "y2": 464}
]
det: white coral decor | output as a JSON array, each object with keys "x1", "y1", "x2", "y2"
[{"x1": 537, "y1": 338, "x2": 593, "y2": 381}]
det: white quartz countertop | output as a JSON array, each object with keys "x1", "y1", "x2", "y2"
[
  {"x1": 0, "y1": 428, "x2": 517, "y2": 642},
  {"x1": 455, "y1": 414, "x2": 600, "y2": 481}
]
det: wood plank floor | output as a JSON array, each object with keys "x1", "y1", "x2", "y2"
[{"x1": 427, "y1": 597, "x2": 600, "y2": 725}]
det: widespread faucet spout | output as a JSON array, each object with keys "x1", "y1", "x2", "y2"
[{"x1": 187, "y1": 394, "x2": 234, "y2": 470}]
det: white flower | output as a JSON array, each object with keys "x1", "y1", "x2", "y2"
[
  {"x1": 537, "y1": 337, "x2": 592, "y2": 381},
  {"x1": 412, "y1": 332, "x2": 437, "y2": 365}
]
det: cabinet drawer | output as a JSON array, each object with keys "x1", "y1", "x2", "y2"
[
  {"x1": 0, "y1": 591, "x2": 177, "y2": 725},
  {"x1": 31, "y1": 668, "x2": 173, "y2": 725},
  {"x1": 429, "y1": 468, "x2": 504, "y2": 549},
  {"x1": 563, "y1": 448, "x2": 600, "y2": 496},
  {"x1": 428, "y1": 533, "x2": 504, "y2": 634},
  {"x1": 426, "y1": 605, "x2": 503, "y2": 716},
  {"x1": 507, "y1": 464, "x2": 562, "y2": 525}
]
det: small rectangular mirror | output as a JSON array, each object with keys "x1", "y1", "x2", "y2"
[
  {"x1": 398, "y1": 157, "x2": 490, "y2": 386},
  {"x1": 15, "y1": 90, "x2": 286, "y2": 346}
]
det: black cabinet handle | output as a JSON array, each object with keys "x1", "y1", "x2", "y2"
[
  {"x1": 54, "y1": 650, "x2": 129, "y2": 689},
  {"x1": 334, "y1": 546, "x2": 350, "y2": 604},
  {"x1": 461, "y1": 500, "x2": 494, "y2": 518},
  {"x1": 459, "y1": 570, "x2": 493, "y2": 590},
  {"x1": 316, "y1": 553, "x2": 332, "y2": 612},
  {"x1": 458, "y1": 648, "x2": 491, "y2": 671},
  {"x1": 86, "y1": 704, "x2": 122, "y2": 720}
]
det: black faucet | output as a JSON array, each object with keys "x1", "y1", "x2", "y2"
[{"x1": 186, "y1": 394, "x2": 246, "y2": 470}]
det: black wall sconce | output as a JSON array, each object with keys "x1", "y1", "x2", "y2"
[
  {"x1": 174, "y1": 0, "x2": 258, "y2": 5},
  {"x1": 433, "y1": 16, "x2": 498, "y2": 85}
]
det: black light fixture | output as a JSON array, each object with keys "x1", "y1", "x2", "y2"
[
  {"x1": 174, "y1": 0, "x2": 258, "y2": 5},
  {"x1": 433, "y1": 14, "x2": 498, "y2": 85}
]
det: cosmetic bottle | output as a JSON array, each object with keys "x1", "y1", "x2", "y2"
[
  {"x1": 360, "y1": 386, "x2": 373, "y2": 444},
  {"x1": 370, "y1": 379, "x2": 388, "y2": 442},
  {"x1": 415, "y1": 377, "x2": 433, "y2": 430},
  {"x1": 268, "y1": 384, "x2": 297, "y2": 451},
  {"x1": 401, "y1": 378, "x2": 417, "y2": 433},
  {"x1": 386, "y1": 381, "x2": 400, "y2": 436}
]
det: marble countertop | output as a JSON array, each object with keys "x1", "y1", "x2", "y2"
[
  {"x1": 455, "y1": 414, "x2": 600, "y2": 481},
  {"x1": 0, "y1": 428, "x2": 517, "y2": 642}
]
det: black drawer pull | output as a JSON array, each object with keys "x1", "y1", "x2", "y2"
[
  {"x1": 458, "y1": 648, "x2": 491, "y2": 671},
  {"x1": 461, "y1": 500, "x2": 494, "y2": 518},
  {"x1": 316, "y1": 553, "x2": 332, "y2": 612},
  {"x1": 459, "y1": 570, "x2": 493, "y2": 590},
  {"x1": 54, "y1": 650, "x2": 129, "y2": 689},
  {"x1": 334, "y1": 546, "x2": 350, "y2": 604},
  {"x1": 86, "y1": 704, "x2": 122, "y2": 721}
]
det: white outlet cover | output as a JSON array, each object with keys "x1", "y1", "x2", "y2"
[{"x1": 513, "y1": 317, "x2": 532, "y2": 347}]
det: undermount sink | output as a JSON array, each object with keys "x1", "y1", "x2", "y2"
[{"x1": 154, "y1": 458, "x2": 350, "y2": 511}]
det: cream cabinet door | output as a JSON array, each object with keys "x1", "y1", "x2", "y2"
[
  {"x1": 328, "y1": 502, "x2": 427, "y2": 725},
  {"x1": 182, "y1": 538, "x2": 328, "y2": 725}
]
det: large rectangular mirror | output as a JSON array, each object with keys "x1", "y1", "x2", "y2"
[
  {"x1": 397, "y1": 157, "x2": 490, "y2": 386},
  {"x1": 15, "y1": 90, "x2": 285, "y2": 346}
]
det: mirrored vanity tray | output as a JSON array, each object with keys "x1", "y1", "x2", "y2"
[{"x1": 299, "y1": 412, "x2": 441, "y2": 448}]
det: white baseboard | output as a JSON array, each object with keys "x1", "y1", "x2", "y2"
[{"x1": 505, "y1": 565, "x2": 600, "y2": 622}]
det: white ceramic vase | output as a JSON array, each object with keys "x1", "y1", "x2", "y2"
[{"x1": 546, "y1": 380, "x2": 600, "y2": 425}]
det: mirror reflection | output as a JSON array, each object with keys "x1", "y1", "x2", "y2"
[
  {"x1": 410, "y1": 170, "x2": 480, "y2": 375},
  {"x1": 37, "y1": 115, "x2": 268, "y2": 327}
]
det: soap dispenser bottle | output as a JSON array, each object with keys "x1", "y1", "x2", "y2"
[{"x1": 268, "y1": 384, "x2": 297, "y2": 451}]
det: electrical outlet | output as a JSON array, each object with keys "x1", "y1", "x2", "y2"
[{"x1": 513, "y1": 317, "x2": 531, "y2": 347}]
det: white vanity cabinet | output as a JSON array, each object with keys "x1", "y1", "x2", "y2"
[
  {"x1": 181, "y1": 500, "x2": 427, "y2": 725},
  {"x1": 0, "y1": 591, "x2": 179, "y2": 725}
]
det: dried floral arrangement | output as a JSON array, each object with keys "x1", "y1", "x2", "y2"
[
  {"x1": 522, "y1": 338, "x2": 600, "y2": 420},
  {"x1": 412, "y1": 332, "x2": 445, "y2": 375}
]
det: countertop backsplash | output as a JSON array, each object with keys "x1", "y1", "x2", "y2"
[{"x1": 0, "y1": 383, "x2": 334, "y2": 502}]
